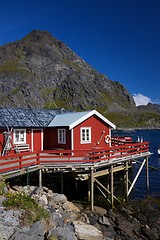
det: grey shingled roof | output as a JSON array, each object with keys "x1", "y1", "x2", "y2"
[{"x1": 0, "y1": 107, "x2": 66, "y2": 128}]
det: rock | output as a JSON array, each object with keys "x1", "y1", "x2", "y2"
[
  {"x1": 12, "y1": 186, "x2": 23, "y2": 192},
  {"x1": 2, "y1": 184, "x2": 160, "y2": 240},
  {"x1": 48, "y1": 226, "x2": 77, "y2": 240},
  {"x1": 0, "y1": 224, "x2": 15, "y2": 240},
  {"x1": 27, "y1": 221, "x2": 44, "y2": 237},
  {"x1": 62, "y1": 201, "x2": 80, "y2": 213},
  {"x1": 79, "y1": 213, "x2": 90, "y2": 223},
  {"x1": 86, "y1": 213, "x2": 98, "y2": 226},
  {"x1": 73, "y1": 220, "x2": 103, "y2": 240},
  {"x1": 50, "y1": 211, "x2": 63, "y2": 227},
  {"x1": 39, "y1": 194, "x2": 48, "y2": 205},
  {"x1": 0, "y1": 196, "x2": 6, "y2": 205},
  {"x1": 62, "y1": 212, "x2": 79, "y2": 223},
  {"x1": 10, "y1": 221, "x2": 45, "y2": 240},
  {"x1": 99, "y1": 215, "x2": 110, "y2": 227},
  {"x1": 93, "y1": 206, "x2": 107, "y2": 216},
  {"x1": 53, "y1": 194, "x2": 67, "y2": 204},
  {"x1": 1, "y1": 209, "x2": 22, "y2": 226},
  {"x1": 30, "y1": 186, "x2": 41, "y2": 196},
  {"x1": 10, "y1": 232, "x2": 43, "y2": 240}
]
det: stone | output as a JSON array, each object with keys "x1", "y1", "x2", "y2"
[
  {"x1": 79, "y1": 213, "x2": 90, "y2": 223},
  {"x1": 62, "y1": 201, "x2": 80, "y2": 213},
  {"x1": 73, "y1": 220, "x2": 103, "y2": 240},
  {"x1": 0, "y1": 224, "x2": 16, "y2": 240},
  {"x1": 30, "y1": 186, "x2": 41, "y2": 196},
  {"x1": 53, "y1": 194, "x2": 67, "y2": 204},
  {"x1": 39, "y1": 194, "x2": 48, "y2": 205},
  {"x1": 10, "y1": 232, "x2": 43, "y2": 240},
  {"x1": 99, "y1": 215, "x2": 110, "y2": 227},
  {"x1": 27, "y1": 221, "x2": 44, "y2": 237},
  {"x1": 48, "y1": 226, "x2": 77, "y2": 240},
  {"x1": 93, "y1": 206, "x2": 107, "y2": 216},
  {"x1": 50, "y1": 211, "x2": 63, "y2": 227}
]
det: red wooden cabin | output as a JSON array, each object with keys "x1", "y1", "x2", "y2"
[
  {"x1": 44, "y1": 110, "x2": 116, "y2": 151},
  {"x1": 0, "y1": 108, "x2": 115, "y2": 155}
]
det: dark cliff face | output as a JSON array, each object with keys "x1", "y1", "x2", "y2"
[{"x1": 0, "y1": 30, "x2": 135, "y2": 114}]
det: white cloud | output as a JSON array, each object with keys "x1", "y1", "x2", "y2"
[{"x1": 133, "y1": 94, "x2": 152, "y2": 106}]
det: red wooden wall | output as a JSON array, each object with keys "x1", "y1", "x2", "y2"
[
  {"x1": 73, "y1": 115, "x2": 110, "y2": 150},
  {"x1": 43, "y1": 127, "x2": 71, "y2": 150}
]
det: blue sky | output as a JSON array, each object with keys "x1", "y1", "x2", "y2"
[{"x1": 0, "y1": 0, "x2": 159, "y2": 105}]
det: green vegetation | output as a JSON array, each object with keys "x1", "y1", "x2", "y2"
[
  {"x1": 3, "y1": 192, "x2": 50, "y2": 225},
  {"x1": 0, "y1": 180, "x2": 6, "y2": 195},
  {"x1": 63, "y1": 59, "x2": 83, "y2": 72},
  {"x1": 106, "y1": 111, "x2": 160, "y2": 129},
  {"x1": 0, "y1": 59, "x2": 31, "y2": 76}
]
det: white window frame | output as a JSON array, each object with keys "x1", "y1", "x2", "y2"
[
  {"x1": 80, "y1": 127, "x2": 91, "y2": 144},
  {"x1": 58, "y1": 128, "x2": 66, "y2": 144},
  {"x1": 13, "y1": 129, "x2": 26, "y2": 144}
]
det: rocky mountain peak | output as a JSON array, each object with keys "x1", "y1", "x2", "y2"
[{"x1": 3, "y1": 30, "x2": 159, "y2": 127}]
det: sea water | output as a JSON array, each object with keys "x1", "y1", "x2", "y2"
[{"x1": 113, "y1": 129, "x2": 160, "y2": 199}]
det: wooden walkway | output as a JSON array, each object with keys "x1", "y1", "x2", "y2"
[
  {"x1": 0, "y1": 142, "x2": 152, "y2": 209},
  {"x1": 0, "y1": 141, "x2": 150, "y2": 178}
]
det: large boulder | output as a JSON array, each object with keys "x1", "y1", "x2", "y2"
[{"x1": 73, "y1": 220, "x2": 103, "y2": 240}]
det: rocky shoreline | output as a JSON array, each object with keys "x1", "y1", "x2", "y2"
[{"x1": 0, "y1": 185, "x2": 160, "y2": 240}]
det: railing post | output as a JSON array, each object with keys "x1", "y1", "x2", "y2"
[
  {"x1": 19, "y1": 156, "x2": 22, "y2": 169},
  {"x1": 37, "y1": 152, "x2": 40, "y2": 165}
]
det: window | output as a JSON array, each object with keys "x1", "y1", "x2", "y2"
[
  {"x1": 58, "y1": 129, "x2": 66, "y2": 144},
  {"x1": 81, "y1": 127, "x2": 91, "y2": 144},
  {"x1": 14, "y1": 129, "x2": 26, "y2": 144}
]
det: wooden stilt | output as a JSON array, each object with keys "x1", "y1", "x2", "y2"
[
  {"x1": 39, "y1": 168, "x2": 42, "y2": 189},
  {"x1": 146, "y1": 157, "x2": 149, "y2": 193},
  {"x1": 90, "y1": 168, "x2": 94, "y2": 211},
  {"x1": 107, "y1": 174, "x2": 109, "y2": 197},
  {"x1": 125, "y1": 161, "x2": 129, "y2": 201},
  {"x1": 110, "y1": 165, "x2": 114, "y2": 208},
  {"x1": 88, "y1": 178, "x2": 91, "y2": 202}
]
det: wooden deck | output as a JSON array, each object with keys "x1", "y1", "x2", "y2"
[{"x1": 0, "y1": 142, "x2": 151, "y2": 179}]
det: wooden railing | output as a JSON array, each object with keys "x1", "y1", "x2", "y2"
[{"x1": 0, "y1": 142, "x2": 150, "y2": 174}]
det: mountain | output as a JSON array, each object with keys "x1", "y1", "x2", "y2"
[
  {"x1": 138, "y1": 103, "x2": 160, "y2": 113},
  {"x1": 0, "y1": 30, "x2": 159, "y2": 128},
  {"x1": 0, "y1": 31, "x2": 135, "y2": 110}
]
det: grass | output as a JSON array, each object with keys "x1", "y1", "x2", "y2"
[
  {"x1": 0, "y1": 180, "x2": 6, "y2": 195},
  {"x1": 3, "y1": 192, "x2": 50, "y2": 226}
]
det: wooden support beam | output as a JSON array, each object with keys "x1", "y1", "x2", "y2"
[
  {"x1": 94, "y1": 178, "x2": 121, "y2": 203},
  {"x1": 125, "y1": 161, "x2": 129, "y2": 201},
  {"x1": 90, "y1": 168, "x2": 94, "y2": 211},
  {"x1": 39, "y1": 168, "x2": 42, "y2": 189},
  {"x1": 146, "y1": 157, "x2": 149, "y2": 193},
  {"x1": 88, "y1": 178, "x2": 91, "y2": 202},
  {"x1": 110, "y1": 165, "x2": 114, "y2": 208},
  {"x1": 128, "y1": 158, "x2": 146, "y2": 196}
]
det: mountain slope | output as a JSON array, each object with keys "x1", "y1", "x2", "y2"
[
  {"x1": 0, "y1": 30, "x2": 159, "y2": 128},
  {"x1": 0, "y1": 30, "x2": 135, "y2": 113}
]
